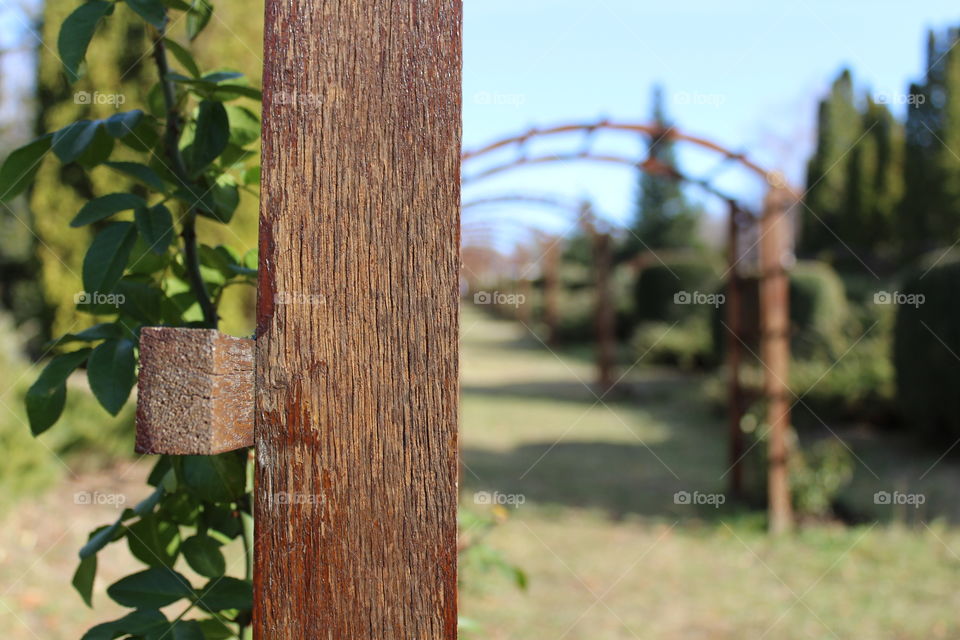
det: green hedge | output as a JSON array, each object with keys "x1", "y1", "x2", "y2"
[
  {"x1": 893, "y1": 257, "x2": 960, "y2": 442},
  {"x1": 712, "y1": 260, "x2": 850, "y2": 361},
  {"x1": 633, "y1": 255, "x2": 721, "y2": 324}
]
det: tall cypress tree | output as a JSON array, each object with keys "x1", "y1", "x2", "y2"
[
  {"x1": 628, "y1": 85, "x2": 701, "y2": 253},
  {"x1": 800, "y1": 69, "x2": 861, "y2": 259}
]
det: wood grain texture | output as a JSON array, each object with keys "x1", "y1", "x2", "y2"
[
  {"x1": 135, "y1": 327, "x2": 254, "y2": 455},
  {"x1": 759, "y1": 186, "x2": 794, "y2": 534},
  {"x1": 255, "y1": 1, "x2": 462, "y2": 637},
  {"x1": 725, "y1": 201, "x2": 745, "y2": 497}
]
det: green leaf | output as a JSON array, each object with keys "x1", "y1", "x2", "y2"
[
  {"x1": 196, "y1": 576, "x2": 252, "y2": 613},
  {"x1": 87, "y1": 338, "x2": 137, "y2": 415},
  {"x1": 0, "y1": 136, "x2": 51, "y2": 201},
  {"x1": 134, "y1": 204, "x2": 174, "y2": 254},
  {"x1": 210, "y1": 84, "x2": 262, "y2": 102},
  {"x1": 225, "y1": 105, "x2": 260, "y2": 147},
  {"x1": 186, "y1": 0, "x2": 213, "y2": 40},
  {"x1": 53, "y1": 323, "x2": 125, "y2": 346},
  {"x1": 104, "y1": 161, "x2": 167, "y2": 191},
  {"x1": 72, "y1": 554, "x2": 97, "y2": 607},
  {"x1": 71, "y1": 193, "x2": 146, "y2": 227},
  {"x1": 107, "y1": 568, "x2": 193, "y2": 608},
  {"x1": 202, "y1": 71, "x2": 243, "y2": 84},
  {"x1": 127, "y1": 514, "x2": 180, "y2": 568},
  {"x1": 170, "y1": 620, "x2": 205, "y2": 640},
  {"x1": 197, "y1": 619, "x2": 235, "y2": 639},
  {"x1": 115, "y1": 278, "x2": 165, "y2": 321},
  {"x1": 58, "y1": 0, "x2": 113, "y2": 82},
  {"x1": 125, "y1": 0, "x2": 166, "y2": 29},
  {"x1": 77, "y1": 125, "x2": 115, "y2": 168},
  {"x1": 82, "y1": 222, "x2": 138, "y2": 295},
  {"x1": 163, "y1": 38, "x2": 201, "y2": 77},
  {"x1": 204, "y1": 176, "x2": 238, "y2": 223},
  {"x1": 181, "y1": 453, "x2": 245, "y2": 502},
  {"x1": 104, "y1": 110, "x2": 145, "y2": 138},
  {"x1": 25, "y1": 348, "x2": 91, "y2": 435},
  {"x1": 81, "y1": 609, "x2": 169, "y2": 640},
  {"x1": 185, "y1": 101, "x2": 229, "y2": 176},
  {"x1": 181, "y1": 535, "x2": 225, "y2": 578},
  {"x1": 53, "y1": 120, "x2": 102, "y2": 163}
]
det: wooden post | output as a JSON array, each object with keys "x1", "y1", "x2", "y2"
[
  {"x1": 592, "y1": 227, "x2": 615, "y2": 392},
  {"x1": 759, "y1": 185, "x2": 793, "y2": 534},
  {"x1": 543, "y1": 236, "x2": 561, "y2": 345},
  {"x1": 255, "y1": 0, "x2": 461, "y2": 636},
  {"x1": 725, "y1": 201, "x2": 744, "y2": 498},
  {"x1": 514, "y1": 246, "x2": 532, "y2": 325}
]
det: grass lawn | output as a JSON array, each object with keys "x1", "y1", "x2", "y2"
[
  {"x1": 458, "y1": 305, "x2": 960, "y2": 639},
  {"x1": 1, "y1": 306, "x2": 959, "y2": 638}
]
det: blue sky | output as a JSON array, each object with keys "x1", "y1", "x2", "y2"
[{"x1": 463, "y1": 0, "x2": 960, "y2": 239}]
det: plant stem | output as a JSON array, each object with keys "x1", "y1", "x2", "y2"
[{"x1": 151, "y1": 28, "x2": 218, "y2": 328}]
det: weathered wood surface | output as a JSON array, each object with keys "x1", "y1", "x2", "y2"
[
  {"x1": 593, "y1": 231, "x2": 615, "y2": 392},
  {"x1": 135, "y1": 327, "x2": 254, "y2": 455},
  {"x1": 255, "y1": 0, "x2": 462, "y2": 637},
  {"x1": 759, "y1": 185, "x2": 794, "y2": 533},
  {"x1": 725, "y1": 201, "x2": 744, "y2": 497}
]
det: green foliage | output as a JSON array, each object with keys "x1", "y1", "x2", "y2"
[
  {"x1": 893, "y1": 255, "x2": 960, "y2": 442},
  {"x1": 630, "y1": 316, "x2": 715, "y2": 370},
  {"x1": 800, "y1": 69, "x2": 904, "y2": 265},
  {"x1": 739, "y1": 412, "x2": 854, "y2": 520},
  {"x1": 711, "y1": 260, "x2": 850, "y2": 362},
  {"x1": 4, "y1": 1, "x2": 262, "y2": 635},
  {"x1": 633, "y1": 254, "x2": 720, "y2": 324}
]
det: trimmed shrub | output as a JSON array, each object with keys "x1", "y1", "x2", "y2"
[
  {"x1": 712, "y1": 260, "x2": 850, "y2": 361},
  {"x1": 893, "y1": 257, "x2": 960, "y2": 442},
  {"x1": 633, "y1": 254, "x2": 721, "y2": 324}
]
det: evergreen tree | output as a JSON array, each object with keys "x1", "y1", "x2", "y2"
[
  {"x1": 899, "y1": 27, "x2": 960, "y2": 259},
  {"x1": 800, "y1": 69, "x2": 860, "y2": 259},
  {"x1": 628, "y1": 85, "x2": 701, "y2": 253}
]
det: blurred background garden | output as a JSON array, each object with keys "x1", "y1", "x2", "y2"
[{"x1": 3, "y1": 0, "x2": 960, "y2": 638}]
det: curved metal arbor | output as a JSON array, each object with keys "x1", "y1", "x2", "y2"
[{"x1": 461, "y1": 119, "x2": 799, "y2": 532}]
